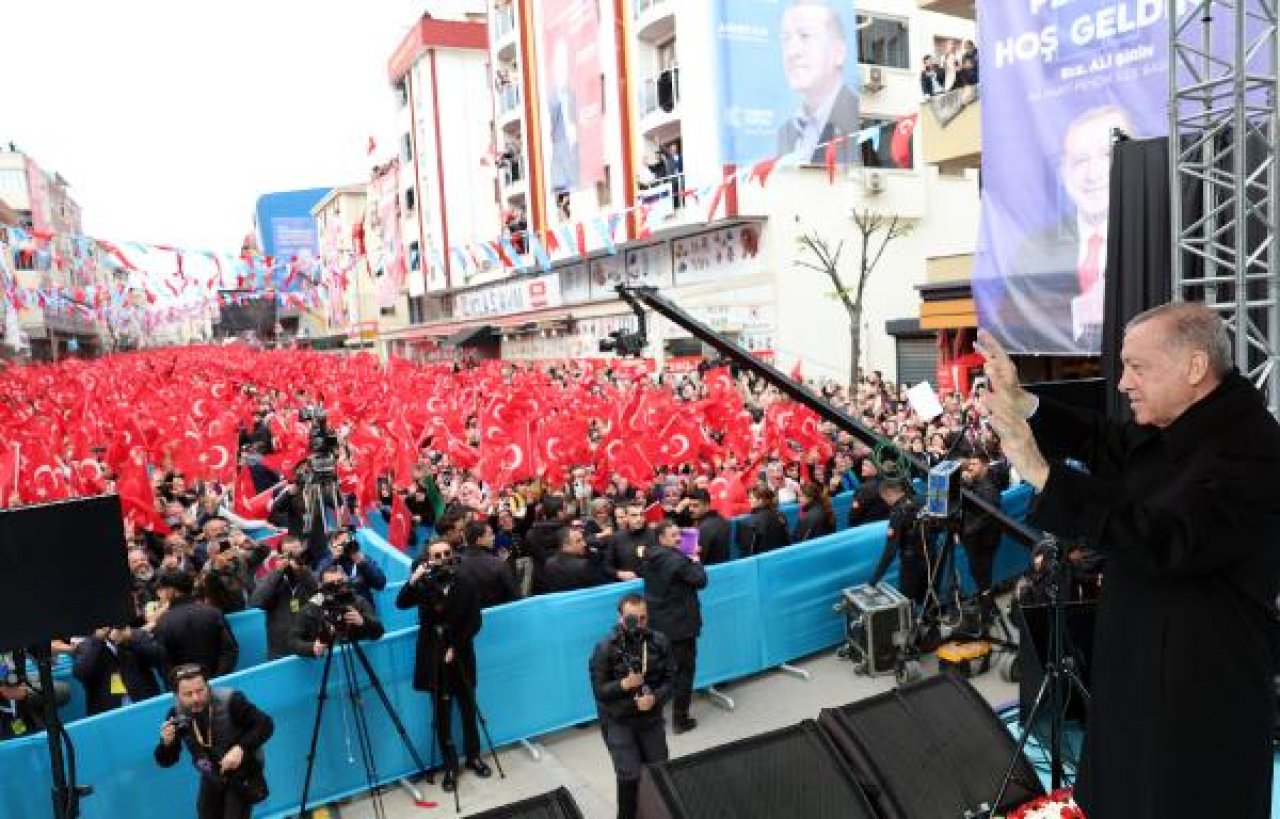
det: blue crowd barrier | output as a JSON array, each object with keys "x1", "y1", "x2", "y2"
[{"x1": 0, "y1": 488, "x2": 1033, "y2": 818}]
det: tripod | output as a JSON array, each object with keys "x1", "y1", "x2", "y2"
[
  {"x1": 298, "y1": 631, "x2": 430, "y2": 818},
  {"x1": 300, "y1": 472, "x2": 343, "y2": 539},
  {"x1": 988, "y1": 535, "x2": 1091, "y2": 813},
  {"x1": 424, "y1": 628, "x2": 505, "y2": 814}
]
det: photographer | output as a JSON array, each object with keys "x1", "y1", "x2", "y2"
[
  {"x1": 155, "y1": 665, "x2": 274, "y2": 819},
  {"x1": 869, "y1": 476, "x2": 926, "y2": 605},
  {"x1": 291, "y1": 563, "x2": 385, "y2": 658},
  {"x1": 249, "y1": 536, "x2": 318, "y2": 660},
  {"x1": 72, "y1": 625, "x2": 164, "y2": 715},
  {"x1": 314, "y1": 528, "x2": 387, "y2": 609},
  {"x1": 396, "y1": 540, "x2": 491, "y2": 792},
  {"x1": 589, "y1": 594, "x2": 674, "y2": 819}
]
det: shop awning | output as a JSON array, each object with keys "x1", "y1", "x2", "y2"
[{"x1": 444, "y1": 324, "x2": 497, "y2": 348}]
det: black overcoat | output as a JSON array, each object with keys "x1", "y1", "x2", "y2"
[
  {"x1": 1029, "y1": 372, "x2": 1280, "y2": 819},
  {"x1": 395, "y1": 561, "x2": 482, "y2": 694}
]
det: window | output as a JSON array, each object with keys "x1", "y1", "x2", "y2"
[
  {"x1": 857, "y1": 15, "x2": 910, "y2": 69},
  {"x1": 407, "y1": 296, "x2": 425, "y2": 324},
  {"x1": 380, "y1": 305, "x2": 398, "y2": 317},
  {"x1": 657, "y1": 39, "x2": 677, "y2": 71},
  {"x1": 405, "y1": 186, "x2": 416, "y2": 212},
  {"x1": 859, "y1": 118, "x2": 913, "y2": 169},
  {"x1": 409, "y1": 241, "x2": 421, "y2": 271},
  {"x1": 402, "y1": 133, "x2": 413, "y2": 162},
  {"x1": 597, "y1": 165, "x2": 612, "y2": 208}
]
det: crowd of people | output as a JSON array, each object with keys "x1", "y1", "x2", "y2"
[{"x1": 921, "y1": 37, "x2": 979, "y2": 97}]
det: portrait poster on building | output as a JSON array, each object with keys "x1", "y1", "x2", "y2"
[
  {"x1": 537, "y1": 0, "x2": 605, "y2": 201},
  {"x1": 972, "y1": 0, "x2": 1175, "y2": 354},
  {"x1": 713, "y1": 0, "x2": 861, "y2": 165}
]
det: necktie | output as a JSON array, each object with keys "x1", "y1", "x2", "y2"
[{"x1": 1079, "y1": 231, "x2": 1104, "y2": 293}]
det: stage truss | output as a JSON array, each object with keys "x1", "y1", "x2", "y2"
[{"x1": 1170, "y1": 0, "x2": 1280, "y2": 415}]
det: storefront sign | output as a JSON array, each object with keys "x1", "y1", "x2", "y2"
[{"x1": 454, "y1": 273, "x2": 563, "y2": 319}]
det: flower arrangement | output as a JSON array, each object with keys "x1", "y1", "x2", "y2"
[{"x1": 1006, "y1": 788, "x2": 1084, "y2": 819}]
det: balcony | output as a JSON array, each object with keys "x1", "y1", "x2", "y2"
[
  {"x1": 492, "y1": 4, "x2": 518, "y2": 59},
  {"x1": 919, "y1": 85, "x2": 981, "y2": 174},
  {"x1": 638, "y1": 66, "x2": 681, "y2": 143},
  {"x1": 634, "y1": 0, "x2": 675, "y2": 44},
  {"x1": 496, "y1": 81, "x2": 522, "y2": 129},
  {"x1": 916, "y1": 0, "x2": 975, "y2": 19}
]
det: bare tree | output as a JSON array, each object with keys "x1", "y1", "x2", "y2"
[{"x1": 795, "y1": 208, "x2": 913, "y2": 386}]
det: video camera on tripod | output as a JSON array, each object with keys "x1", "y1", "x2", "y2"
[
  {"x1": 318, "y1": 580, "x2": 360, "y2": 635},
  {"x1": 299, "y1": 405, "x2": 339, "y2": 483}
]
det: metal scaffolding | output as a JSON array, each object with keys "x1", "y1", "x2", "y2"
[{"x1": 1169, "y1": 0, "x2": 1280, "y2": 414}]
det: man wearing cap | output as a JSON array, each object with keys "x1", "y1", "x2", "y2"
[{"x1": 868, "y1": 476, "x2": 926, "y2": 605}]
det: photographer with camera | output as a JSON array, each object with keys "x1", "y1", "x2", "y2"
[
  {"x1": 314, "y1": 528, "x2": 387, "y2": 609},
  {"x1": 292, "y1": 563, "x2": 385, "y2": 658},
  {"x1": 249, "y1": 535, "x2": 318, "y2": 660},
  {"x1": 868, "y1": 475, "x2": 927, "y2": 605},
  {"x1": 589, "y1": 594, "x2": 674, "y2": 819},
  {"x1": 72, "y1": 624, "x2": 165, "y2": 715},
  {"x1": 396, "y1": 540, "x2": 491, "y2": 792},
  {"x1": 155, "y1": 664, "x2": 274, "y2": 819}
]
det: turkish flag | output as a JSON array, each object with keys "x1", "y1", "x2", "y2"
[
  {"x1": 387, "y1": 491, "x2": 413, "y2": 552},
  {"x1": 709, "y1": 469, "x2": 750, "y2": 518},
  {"x1": 234, "y1": 466, "x2": 278, "y2": 519},
  {"x1": 0, "y1": 443, "x2": 18, "y2": 507},
  {"x1": 891, "y1": 114, "x2": 918, "y2": 169}
]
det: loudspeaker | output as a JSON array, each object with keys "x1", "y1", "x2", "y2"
[
  {"x1": 637, "y1": 720, "x2": 877, "y2": 819},
  {"x1": 463, "y1": 786, "x2": 584, "y2": 819},
  {"x1": 0, "y1": 495, "x2": 132, "y2": 652},
  {"x1": 817, "y1": 673, "x2": 1044, "y2": 819}
]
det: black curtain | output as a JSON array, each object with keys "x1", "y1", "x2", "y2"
[{"x1": 1101, "y1": 137, "x2": 1173, "y2": 418}]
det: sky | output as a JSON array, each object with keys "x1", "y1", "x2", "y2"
[{"x1": 1, "y1": 0, "x2": 455, "y2": 254}]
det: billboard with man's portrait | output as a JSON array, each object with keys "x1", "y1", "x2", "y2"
[
  {"x1": 714, "y1": 0, "x2": 861, "y2": 166},
  {"x1": 537, "y1": 0, "x2": 605, "y2": 201},
  {"x1": 972, "y1": 0, "x2": 1178, "y2": 355}
]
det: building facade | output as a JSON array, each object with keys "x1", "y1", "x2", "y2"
[{"x1": 378, "y1": 0, "x2": 979, "y2": 388}]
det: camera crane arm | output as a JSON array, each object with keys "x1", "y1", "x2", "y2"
[{"x1": 614, "y1": 285, "x2": 1042, "y2": 549}]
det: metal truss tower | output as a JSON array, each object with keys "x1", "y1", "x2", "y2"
[{"x1": 1169, "y1": 0, "x2": 1280, "y2": 414}]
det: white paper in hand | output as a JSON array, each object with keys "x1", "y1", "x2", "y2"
[{"x1": 906, "y1": 381, "x2": 945, "y2": 422}]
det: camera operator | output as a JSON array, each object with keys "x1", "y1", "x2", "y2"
[
  {"x1": 869, "y1": 476, "x2": 927, "y2": 605},
  {"x1": 456, "y1": 520, "x2": 519, "y2": 607},
  {"x1": 542, "y1": 525, "x2": 610, "y2": 593},
  {"x1": 72, "y1": 625, "x2": 164, "y2": 715},
  {"x1": 396, "y1": 540, "x2": 491, "y2": 792},
  {"x1": 249, "y1": 536, "x2": 318, "y2": 659},
  {"x1": 643, "y1": 521, "x2": 706, "y2": 735},
  {"x1": 151, "y1": 570, "x2": 240, "y2": 682},
  {"x1": 155, "y1": 664, "x2": 274, "y2": 819},
  {"x1": 292, "y1": 563, "x2": 385, "y2": 657},
  {"x1": 604, "y1": 499, "x2": 654, "y2": 582},
  {"x1": 0, "y1": 651, "x2": 45, "y2": 740},
  {"x1": 589, "y1": 594, "x2": 674, "y2": 819},
  {"x1": 957, "y1": 455, "x2": 1002, "y2": 621},
  {"x1": 314, "y1": 528, "x2": 387, "y2": 609}
]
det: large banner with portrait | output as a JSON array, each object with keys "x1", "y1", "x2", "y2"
[
  {"x1": 537, "y1": 0, "x2": 605, "y2": 201},
  {"x1": 972, "y1": 0, "x2": 1175, "y2": 355},
  {"x1": 714, "y1": 0, "x2": 861, "y2": 165}
]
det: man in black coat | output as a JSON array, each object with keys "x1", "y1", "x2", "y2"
[
  {"x1": 590, "y1": 593, "x2": 675, "y2": 819},
  {"x1": 542, "y1": 526, "x2": 610, "y2": 594},
  {"x1": 155, "y1": 665, "x2": 274, "y2": 819},
  {"x1": 525, "y1": 494, "x2": 571, "y2": 592},
  {"x1": 642, "y1": 521, "x2": 707, "y2": 734},
  {"x1": 958, "y1": 455, "x2": 1003, "y2": 619},
  {"x1": 686, "y1": 489, "x2": 731, "y2": 566},
  {"x1": 395, "y1": 540, "x2": 491, "y2": 792},
  {"x1": 979, "y1": 303, "x2": 1280, "y2": 819},
  {"x1": 455, "y1": 520, "x2": 519, "y2": 607},
  {"x1": 249, "y1": 537, "x2": 318, "y2": 659},
  {"x1": 151, "y1": 570, "x2": 239, "y2": 683},
  {"x1": 604, "y1": 500, "x2": 653, "y2": 581},
  {"x1": 72, "y1": 625, "x2": 165, "y2": 714},
  {"x1": 847, "y1": 458, "x2": 891, "y2": 526}
]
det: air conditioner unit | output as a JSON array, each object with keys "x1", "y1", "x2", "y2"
[
  {"x1": 864, "y1": 170, "x2": 886, "y2": 194},
  {"x1": 862, "y1": 65, "x2": 885, "y2": 92}
]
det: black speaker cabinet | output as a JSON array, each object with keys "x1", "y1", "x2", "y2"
[
  {"x1": 0, "y1": 495, "x2": 132, "y2": 652},
  {"x1": 637, "y1": 720, "x2": 876, "y2": 819},
  {"x1": 818, "y1": 673, "x2": 1044, "y2": 819},
  {"x1": 463, "y1": 786, "x2": 584, "y2": 819}
]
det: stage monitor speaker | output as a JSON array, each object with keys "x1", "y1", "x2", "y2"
[
  {"x1": 817, "y1": 673, "x2": 1044, "y2": 819},
  {"x1": 0, "y1": 495, "x2": 132, "y2": 652},
  {"x1": 637, "y1": 720, "x2": 876, "y2": 819},
  {"x1": 463, "y1": 786, "x2": 584, "y2": 819}
]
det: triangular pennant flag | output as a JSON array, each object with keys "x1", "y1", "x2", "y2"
[
  {"x1": 498, "y1": 233, "x2": 522, "y2": 269},
  {"x1": 574, "y1": 222, "x2": 588, "y2": 257},
  {"x1": 527, "y1": 231, "x2": 552, "y2": 271},
  {"x1": 594, "y1": 217, "x2": 616, "y2": 255}
]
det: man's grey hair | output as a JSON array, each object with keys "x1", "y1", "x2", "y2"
[{"x1": 1126, "y1": 301, "x2": 1234, "y2": 378}]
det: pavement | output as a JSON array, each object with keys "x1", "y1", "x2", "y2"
[{"x1": 327, "y1": 636, "x2": 1021, "y2": 819}]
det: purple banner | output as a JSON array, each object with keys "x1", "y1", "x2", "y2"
[{"x1": 973, "y1": 0, "x2": 1174, "y2": 354}]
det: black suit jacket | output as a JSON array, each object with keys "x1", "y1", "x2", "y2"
[
  {"x1": 642, "y1": 547, "x2": 708, "y2": 642},
  {"x1": 72, "y1": 632, "x2": 165, "y2": 715},
  {"x1": 541, "y1": 551, "x2": 609, "y2": 594},
  {"x1": 456, "y1": 547, "x2": 519, "y2": 607},
  {"x1": 776, "y1": 84, "x2": 861, "y2": 165},
  {"x1": 696, "y1": 511, "x2": 731, "y2": 566},
  {"x1": 396, "y1": 563, "x2": 482, "y2": 693}
]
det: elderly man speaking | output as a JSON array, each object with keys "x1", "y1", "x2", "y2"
[{"x1": 977, "y1": 302, "x2": 1280, "y2": 819}]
